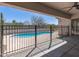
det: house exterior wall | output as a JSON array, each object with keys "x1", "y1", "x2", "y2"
[
  {"x1": 57, "y1": 17, "x2": 71, "y2": 36},
  {"x1": 71, "y1": 14, "x2": 79, "y2": 19}
]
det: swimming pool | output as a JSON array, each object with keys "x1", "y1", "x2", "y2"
[{"x1": 15, "y1": 32, "x2": 50, "y2": 38}]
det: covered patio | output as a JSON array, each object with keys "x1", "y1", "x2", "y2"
[{"x1": 0, "y1": 2, "x2": 79, "y2": 57}]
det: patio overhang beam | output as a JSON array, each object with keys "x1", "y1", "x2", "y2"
[{"x1": 0, "y1": 2, "x2": 72, "y2": 19}]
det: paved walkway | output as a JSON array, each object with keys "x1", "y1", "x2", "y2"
[{"x1": 42, "y1": 36, "x2": 79, "y2": 57}]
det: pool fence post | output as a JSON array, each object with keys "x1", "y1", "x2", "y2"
[
  {"x1": 48, "y1": 25, "x2": 52, "y2": 49},
  {"x1": 35, "y1": 25, "x2": 37, "y2": 48},
  {"x1": 25, "y1": 25, "x2": 37, "y2": 57},
  {"x1": 0, "y1": 13, "x2": 4, "y2": 57}
]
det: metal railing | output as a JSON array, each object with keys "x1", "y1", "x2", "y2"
[
  {"x1": 0, "y1": 20, "x2": 72, "y2": 57},
  {"x1": 0, "y1": 24, "x2": 71, "y2": 57},
  {"x1": 0, "y1": 24, "x2": 55, "y2": 57}
]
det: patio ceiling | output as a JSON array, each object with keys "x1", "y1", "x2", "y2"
[
  {"x1": 0, "y1": 2, "x2": 72, "y2": 19},
  {"x1": 42, "y1": 2, "x2": 75, "y2": 14},
  {"x1": 42, "y1": 2, "x2": 79, "y2": 19}
]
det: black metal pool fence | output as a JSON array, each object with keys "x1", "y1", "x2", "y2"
[{"x1": 0, "y1": 25, "x2": 70, "y2": 57}]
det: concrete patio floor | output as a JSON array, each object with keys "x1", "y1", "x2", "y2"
[{"x1": 42, "y1": 35, "x2": 79, "y2": 57}]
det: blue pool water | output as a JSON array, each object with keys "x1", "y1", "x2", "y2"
[{"x1": 15, "y1": 32, "x2": 50, "y2": 38}]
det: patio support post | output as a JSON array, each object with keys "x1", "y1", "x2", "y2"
[
  {"x1": 0, "y1": 13, "x2": 4, "y2": 57},
  {"x1": 48, "y1": 25, "x2": 52, "y2": 49},
  {"x1": 69, "y1": 21, "x2": 72, "y2": 36}
]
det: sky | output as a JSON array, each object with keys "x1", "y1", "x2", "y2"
[{"x1": 0, "y1": 6, "x2": 58, "y2": 25}]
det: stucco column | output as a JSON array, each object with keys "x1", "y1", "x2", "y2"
[{"x1": 69, "y1": 21, "x2": 72, "y2": 36}]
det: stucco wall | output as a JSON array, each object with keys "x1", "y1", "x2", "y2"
[
  {"x1": 71, "y1": 14, "x2": 79, "y2": 19},
  {"x1": 57, "y1": 17, "x2": 71, "y2": 36},
  {"x1": 58, "y1": 17, "x2": 71, "y2": 26}
]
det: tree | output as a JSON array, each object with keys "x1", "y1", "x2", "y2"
[
  {"x1": 31, "y1": 16, "x2": 46, "y2": 26},
  {"x1": 12, "y1": 20, "x2": 16, "y2": 25},
  {"x1": 24, "y1": 20, "x2": 31, "y2": 25},
  {"x1": 17, "y1": 22, "x2": 23, "y2": 25},
  {"x1": 0, "y1": 13, "x2": 4, "y2": 24}
]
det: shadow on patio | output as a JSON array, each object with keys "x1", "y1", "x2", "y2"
[{"x1": 42, "y1": 35, "x2": 79, "y2": 57}]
